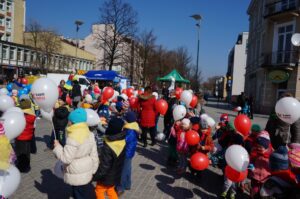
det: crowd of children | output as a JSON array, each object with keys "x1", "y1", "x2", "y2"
[{"x1": 3, "y1": 75, "x2": 300, "y2": 199}]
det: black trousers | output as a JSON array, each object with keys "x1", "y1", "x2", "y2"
[
  {"x1": 15, "y1": 139, "x2": 31, "y2": 172},
  {"x1": 141, "y1": 127, "x2": 156, "y2": 144},
  {"x1": 72, "y1": 183, "x2": 96, "y2": 199}
]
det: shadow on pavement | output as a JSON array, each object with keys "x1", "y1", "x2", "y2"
[
  {"x1": 136, "y1": 145, "x2": 167, "y2": 166},
  {"x1": 35, "y1": 169, "x2": 72, "y2": 199},
  {"x1": 205, "y1": 103, "x2": 233, "y2": 111},
  {"x1": 35, "y1": 135, "x2": 52, "y2": 149},
  {"x1": 157, "y1": 182, "x2": 194, "y2": 199},
  {"x1": 139, "y1": 163, "x2": 155, "y2": 170},
  {"x1": 155, "y1": 174, "x2": 175, "y2": 184}
]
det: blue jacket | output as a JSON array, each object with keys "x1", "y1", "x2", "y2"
[{"x1": 123, "y1": 122, "x2": 140, "y2": 159}]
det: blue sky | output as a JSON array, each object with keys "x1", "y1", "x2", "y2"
[{"x1": 26, "y1": 0, "x2": 250, "y2": 79}]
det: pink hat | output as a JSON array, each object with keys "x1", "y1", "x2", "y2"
[
  {"x1": 258, "y1": 130, "x2": 270, "y2": 141},
  {"x1": 289, "y1": 143, "x2": 300, "y2": 168},
  {"x1": 0, "y1": 122, "x2": 5, "y2": 135}
]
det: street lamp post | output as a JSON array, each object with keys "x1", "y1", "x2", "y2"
[
  {"x1": 190, "y1": 14, "x2": 202, "y2": 92},
  {"x1": 75, "y1": 20, "x2": 83, "y2": 70}
]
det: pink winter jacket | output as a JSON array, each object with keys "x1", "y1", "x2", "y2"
[{"x1": 249, "y1": 148, "x2": 272, "y2": 183}]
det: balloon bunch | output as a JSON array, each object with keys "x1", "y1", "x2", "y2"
[{"x1": 5, "y1": 79, "x2": 32, "y2": 97}]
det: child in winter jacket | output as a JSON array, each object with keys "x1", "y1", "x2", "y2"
[
  {"x1": 15, "y1": 99, "x2": 36, "y2": 173},
  {"x1": 249, "y1": 131, "x2": 272, "y2": 198},
  {"x1": 198, "y1": 119, "x2": 214, "y2": 154},
  {"x1": 51, "y1": 99, "x2": 69, "y2": 147},
  {"x1": 117, "y1": 111, "x2": 141, "y2": 195},
  {"x1": 94, "y1": 117, "x2": 126, "y2": 199},
  {"x1": 53, "y1": 108, "x2": 99, "y2": 199},
  {"x1": 245, "y1": 124, "x2": 261, "y2": 154},
  {"x1": 176, "y1": 118, "x2": 190, "y2": 174},
  {"x1": 81, "y1": 94, "x2": 93, "y2": 109}
]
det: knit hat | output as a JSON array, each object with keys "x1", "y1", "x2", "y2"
[
  {"x1": 19, "y1": 99, "x2": 31, "y2": 109},
  {"x1": 200, "y1": 119, "x2": 208, "y2": 129},
  {"x1": 0, "y1": 123, "x2": 4, "y2": 135},
  {"x1": 289, "y1": 143, "x2": 300, "y2": 168},
  {"x1": 257, "y1": 131, "x2": 270, "y2": 149},
  {"x1": 251, "y1": 124, "x2": 261, "y2": 133},
  {"x1": 269, "y1": 146, "x2": 289, "y2": 171},
  {"x1": 19, "y1": 94, "x2": 30, "y2": 101},
  {"x1": 68, "y1": 108, "x2": 87, "y2": 124},
  {"x1": 85, "y1": 94, "x2": 92, "y2": 104},
  {"x1": 124, "y1": 111, "x2": 137, "y2": 123},
  {"x1": 105, "y1": 117, "x2": 124, "y2": 136},
  {"x1": 228, "y1": 121, "x2": 235, "y2": 131}
]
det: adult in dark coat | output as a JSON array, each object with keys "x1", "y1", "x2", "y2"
[{"x1": 71, "y1": 80, "x2": 81, "y2": 108}]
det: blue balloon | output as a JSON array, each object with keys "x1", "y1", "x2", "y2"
[
  {"x1": 23, "y1": 88, "x2": 29, "y2": 94},
  {"x1": 18, "y1": 89, "x2": 26, "y2": 97},
  {"x1": 26, "y1": 84, "x2": 32, "y2": 91},
  {"x1": 8, "y1": 92, "x2": 12, "y2": 96},
  {"x1": 6, "y1": 83, "x2": 13, "y2": 92}
]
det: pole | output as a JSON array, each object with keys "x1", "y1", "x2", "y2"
[
  {"x1": 195, "y1": 22, "x2": 200, "y2": 92},
  {"x1": 75, "y1": 24, "x2": 79, "y2": 70}
]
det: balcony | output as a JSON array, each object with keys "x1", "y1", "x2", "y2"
[
  {"x1": 264, "y1": 0, "x2": 300, "y2": 20},
  {"x1": 261, "y1": 50, "x2": 298, "y2": 69}
]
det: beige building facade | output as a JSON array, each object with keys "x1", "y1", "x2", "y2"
[{"x1": 246, "y1": 0, "x2": 300, "y2": 114}]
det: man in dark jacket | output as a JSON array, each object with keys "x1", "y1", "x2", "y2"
[
  {"x1": 94, "y1": 117, "x2": 126, "y2": 199},
  {"x1": 71, "y1": 80, "x2": 81, "y2": 108}
]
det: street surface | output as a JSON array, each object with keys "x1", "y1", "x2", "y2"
[{"x1": 12, "y1": 99, "x2": 268, "y2": 199}]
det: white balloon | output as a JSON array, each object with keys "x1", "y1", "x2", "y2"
[
  {"x1": 0, "y1": 88, "x2": 8, "y2": 96},
  {"x1": 225, "y1": 145, "x2": 249, "y2": 172},
  {"x1": 206, "y1": 117, "x2": 216, "y2": 127},
  {"x1": 53, "y1": 160, "x2": 64, "y2": 179},
  {"x1": 152, "y1": 92, "x2": 158, "y2": 100},
  {"x1": 41, "y1": 109, "x2": 54, "y2": 121},
  {"x1": 156, "y1": 132, "x2": 165, "y2": 141},
  {"x1": 173, "y1": 105, "x2": 187, "y2": 121},
  {"x1": 0, "y1": 165, "x2": 21, "y2": 198},
  {"x1": 200, "y1": 114, "x2": 209, "y2": 120},
  {"x1": 2, "y1": 111, "x2": 26, "y2": 140},
  {"x1": 85, "y1": 94, "x2": 93, "y2": 104},
  {"x1": 0, "y1": 95, "x2": 14, "y2": 112},
  {"x1": 180, "y1": 90, "x2": 193, "y2": 105},
  {"x1": 275, "y1": 97, "x2": 300, "y2": 124},
  {"x1": 4, "y1": 107, "x2": 23, "y2": 115},
  {"x1": 237, "y1": 106, "x2": 242, "y2": 111},
  {"x1": 86, "y1": 109, "x2": 100, "y2": 126},
  {"x1": 31, "y1": 78, "x2": 59, "y2": 113},
  {"x1": 120, "y1": 93, "x2": 128, "y2": 101}
]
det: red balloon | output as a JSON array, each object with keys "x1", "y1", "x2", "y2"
[
  {"x1": 234, "y1": 115, "x2": 252, "y2": 136},
  {"x1": 138, "y1": 90, "x2": 143, "y2": 95},
  {"x1": 155, "y1": 99, "x2": 168, "y2": 115},
  {"x1": 185, "y1": 130, "x2": 200, "y2": 145},
  {"x1": 21, "y1": 78, "x2": 28, "y2": 85},
  {"x1": 94, "y1": 86, "x2": 101, "y2": 94},
  {"x1": 225, "y1": 165, "x2": 248, "y2": 182},
  {"x1": 190, "y1": 152, "x2": 209, "y2": 171},
  {"x1": 127, "y1": 88, "x2": 134, "y2": 98},
  {"x1": 66, "y1": 95, "x2": 72, "y2": 106},
  {"x1": 102, "y1": 87, "x2": 114, "y2": 100},
  {"x1": 129, "y1": 97, "x2": 139, "y2": 109},
  {"x1": 189, "y1": 95, "x2": 198, "y2": 108},
  {"x1": 175, "y1": 87, "x2": 183, "y2": 100},
  {"x1": 122, "y1": 89, "x2": 127, "y2": 94}
]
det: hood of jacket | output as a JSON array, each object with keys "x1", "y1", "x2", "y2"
[
  {"x1": 23, "y1": 108, "x2": 35, "y2": 116},
  {"x1": 123, "y1": 122, "x2": 141, "y2": 134},
  {"x1": 66, "y1": 122, "x2": 90, "y2": 144},
  {"x1": 105, "y1": 138, "x2": 126, "y2": 157}
]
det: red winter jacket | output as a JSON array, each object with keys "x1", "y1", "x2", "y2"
[
  {"x1": 17, "y1": 113, "x2": 36, "y2": 141},
  {"x1": 139, "y1": 95, "x2": 156, "y2": 128},
  {"x1": 249, "y1": 147, "x2": 272, "y2": 183}
]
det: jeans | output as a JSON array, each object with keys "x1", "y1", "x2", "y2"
[
  {"x1": 141, "y1": 127, "x2": 156, "y2": 145},
  {"x1": 118, "y1": 158, "x2": 132, "y2": 192},
  {"x1": 72, "y1": 183, "x2": 96, "y2": 199},
  {"x1": 223, "y1": 177, "x2": 236, "y2": 194},
  {"x1": 178, "y1": 153, "x2": 187, "y2": 170}
]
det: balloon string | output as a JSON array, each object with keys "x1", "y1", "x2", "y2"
[{"x1": 51, "y1": 121, "x2": 57, "y2": 140}]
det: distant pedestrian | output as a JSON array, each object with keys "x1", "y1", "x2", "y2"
[{"x1": 71, "y1": 79, "x2": 82, "y2": 109}]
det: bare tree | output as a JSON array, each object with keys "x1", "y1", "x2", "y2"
[
  {"x1": 173, "y1": 47, "x2": 192, "y2": 77},
  {"x1": 96, "y1": 0, "x2": 138, "y2": 71},
  {"x1": 138, "y1": 29, "x2": 156, "y2": 84}
]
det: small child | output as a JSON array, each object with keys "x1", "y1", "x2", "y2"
[
  {"x1": 117, "y1": 111, "x2": 141, "y2": 195},
  {"x1": 176, "y1": 118, "x2": 190, "y2": 174},
  {"x1": 15, "y1": 99, "x2": 36, "y2": 173},
  {"x1": 0, "y1": 123, "x2": 16, "y2": 170},
  {"x1": 11, "y1": 89, "x2": 19, "y2": 106},
  {"x1": 94, "y1": 117, "x2": 126, "y2": 199},
  {"x1": 198, "y1": 119, "x2": 214, "y2": 154},
  {"x1": 245, "y1": 124, "x2": 261, "y2": 154},
  {"x1": 51, "y1": 99, "x2": 70, "y2": 147},
  {"x1": 53, "y1": 108, "x2": 99, "y2": 199},
  {"x1": 249, "y1": 131, "x2": 272, "y2": 198},
  {"x1": 81, "y1": 94, "x2": 93, "y2": 109}
]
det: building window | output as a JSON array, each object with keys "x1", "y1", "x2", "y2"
[
  {"x1": 2, "y1": 45, "x2": 7, "y2": 59},
  {"x1": 6, "y1": 18, "x2": 11, "y2": 29},
  {"x1": 274, "y1": 23, "x2": 294, "y2": 63},
  {"x1": 6, "y1": 2, "x2": 11, "y2": 12},
  {"x1": 0, "y1": 0, "x2": 5, "y2": 11},
  {"x1": 24, "y1": 50, "x2": 29, "y2": 62},
  {"x1": 17, "y1": 49, "x2": 22, "y2": 61},
  {"x1": 9, "y1": 47, "x2": 15, "y2": 60},
  {"x1": 0, "y1": 17, "x2": 4, "y2": 26}
]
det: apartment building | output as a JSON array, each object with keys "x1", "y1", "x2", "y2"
[
  {"x1": 245, "y1": 0, "x2": 300, "y2": 114},
  {"x1": 0, "y1": 0, "x2": 25, "y2": 44},
  {"x1": 227, "y1": 32, "x2": 248, "y2": 102}
]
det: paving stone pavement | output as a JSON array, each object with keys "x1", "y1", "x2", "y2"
[{"x1": 11, "y1": 104, "x2": 268, "y2": 199}]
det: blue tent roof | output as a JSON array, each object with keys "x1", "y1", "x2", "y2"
[{"x1": 84, "y1": 70, "x2": 127, "y2": 81}]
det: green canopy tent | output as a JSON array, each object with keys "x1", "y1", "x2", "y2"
[{"x1": 157, "y1": 69, "x2": 190, "y2": 83}]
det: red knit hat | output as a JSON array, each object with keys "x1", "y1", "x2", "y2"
[{"x1": 0, "y1": 122, "x2": 5, "y2": 135}]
